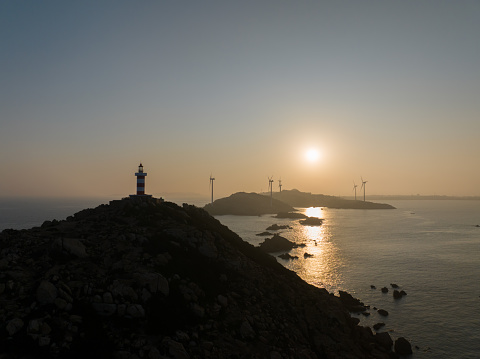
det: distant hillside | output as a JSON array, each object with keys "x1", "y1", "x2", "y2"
[
  {"x1": 204, "y1": 192, "x2": 295, "y2": 215},
  {"x1": 272, "y1": 189, "x2": 395, "y2": 209}
]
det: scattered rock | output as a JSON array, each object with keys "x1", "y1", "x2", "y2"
[
  {"x1": 370, "y1": 285, "x2": 376, "y2": 289},
  {"x1": 381, "y1": 287, "x2": 389, "y2": 293},
  {"x1": 258, "y1": 234, "x2": 296, "y2": 252},
  {"x1": 303, "y1": 252, "x2": 314, "y2": 258},
  {"x1": 278, "y1": 253, "x2": 298, "y2": 260},
  {"x1": 266, "y1": 224, "x2": 292, "y2": 231},
  {"x1": 377, "y1": 309, "x2": 389, "y2": 317},
  {"x1": 373, "y1": 322, "x2": 385, "y2": 331},
  {"x1": 394, "y1": 337, "x2": 413, "y2": 355},
  {"x1": 299, "y1": 217, "x2": 323, "y2": 226},
  {"x1": 393, "y1": 289, "x2": 408, "y2": 299},
  {"x1": 390, "y1": 283, "x2": 399, "y2": 288}
]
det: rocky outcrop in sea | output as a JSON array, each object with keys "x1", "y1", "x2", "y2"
[{"x1": 0, "y1": 197, "x2": 396, "y2": 358}]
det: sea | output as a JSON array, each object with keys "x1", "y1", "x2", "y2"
[{"x1": 1, "y1": 197, "x2": 479, "y2": 358}]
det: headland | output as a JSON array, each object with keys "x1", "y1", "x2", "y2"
[{"x1": 0, "y1": 196, "x2": 398, "y2": 358}]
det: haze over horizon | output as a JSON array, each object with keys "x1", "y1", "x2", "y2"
[{"x1": 2, "y1": 1, "x2": 480, "y2": 199}]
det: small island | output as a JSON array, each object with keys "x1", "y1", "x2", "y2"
[
  {"x1": 203, "y1": 192, "x2": 294, "y2": 215},
  {"x1": 204, "y1": 190, "x2": 394, "y2": 216},
  {"x1": 272, "y1": 189, "x2": 396, "y2": 209}
]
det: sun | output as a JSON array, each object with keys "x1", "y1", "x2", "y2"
[{"x1": 305, "y1": 148, "x2": 321, "y2": 163}]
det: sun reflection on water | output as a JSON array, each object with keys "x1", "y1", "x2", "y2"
[{"x1": 281, "y1": 207, "x2": 344, "y2": 293}]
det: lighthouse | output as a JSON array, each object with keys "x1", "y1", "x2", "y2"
[{"x1": 135, "y1": 163, "x2": 147, "y2": 195}]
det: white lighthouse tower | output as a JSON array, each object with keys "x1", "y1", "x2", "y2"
[{"x1": 134, "y1": 163, "x2": 148, "y2": 196}]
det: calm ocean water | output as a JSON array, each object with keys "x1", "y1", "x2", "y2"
[{"x1": 1, "y1": 197, "x2": 479, "y2": 358}]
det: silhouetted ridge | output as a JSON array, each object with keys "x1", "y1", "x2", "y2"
[
  {"x1": 273, "y1": 189, "x2": 396, "y2": 209},
  {"x1": 204, "y1": 191, "x2": 295, "y2": 215},
  {"x1": 0, "y1": 196, "x2": 395, "y2": 358}
]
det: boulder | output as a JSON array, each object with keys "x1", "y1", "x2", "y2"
[
  {"x1": 36, "y1": 280, "x2": 58, "y2": 305},
  {"x1": 126, "y1": 304, "x2": 145, "y2": 319},
  {"x1": 54, "y1": 237, "x2": 87, "y2": 258},
  {"x1": 258, "y1": 234, "x2": 296, "y2": 252},
  {"x1": 240, "y1": 320, "x2": 255, "y2": 339},
  {"x1": 394, "y1": 337, "x2": 413, "y2": 355},
  {"x1": 373, "y1": 322, "x2": 385, "y2": 331},
  {"x1": 377, "y1": 309, "x2": 389, "y2": 317},
  {"x1": 134, "y1": 272, "x2": 169, "y2": 296},
  {"x1": 92, "y1": 302, "x2": 117, "y2": 316},
  {"x1": 6, "y1": 318, "x2": 24, "y2": 336},
  {"x1": 299, "y1": 217, "x2": 323, "y2": 226},
  {"x1": 375, "y1": 332, "x2": 393, "y2": 350},
  {"x1": 393, "y1": 289, "x2": 407, "y2": 299}
]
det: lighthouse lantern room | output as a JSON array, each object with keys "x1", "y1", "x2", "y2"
[{"x1": 135, "y1": 163, "x2": 147, "y2": 195}]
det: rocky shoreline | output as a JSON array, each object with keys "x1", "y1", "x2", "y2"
[{"x1": 1, "y1": 197, "x2": 402, "y2": 358}]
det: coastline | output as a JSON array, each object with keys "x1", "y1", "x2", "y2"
[{"x1": 0, "y1": 197, "x2": 402, "y2": 358}]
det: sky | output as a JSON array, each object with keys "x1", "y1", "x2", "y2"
[{"x1": 1, "y1": 1, "x2": 480, "y2": 199}]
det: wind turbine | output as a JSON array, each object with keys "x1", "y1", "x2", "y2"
[
  {"x1": 353, "y1": 181, "x2": 358, "y2": 200},
  {"x1": 209, "y1": 174, "x2": 215, "y2": 204},
  {"x1": 268, "y1": 176, "x2": 274, "y2": 206},
  {"x1": 360, "y1": 177, "x2": 368, "y2": 202},
  {"x1": 278, "y1": 178, "x2": 282, "y2": 193}
]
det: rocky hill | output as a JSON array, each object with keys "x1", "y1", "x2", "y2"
[
  {"x1": 273, "y1": 190, "x2": 396, "y2": 209},
  {"x1": 204, "y1": 192, "x2": 295, "y2": 216},
  {"x1": 0, "y1": 197, "x2": 397, "y2": 358}
]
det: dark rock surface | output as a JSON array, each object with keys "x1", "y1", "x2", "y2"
[
  {"x1": 278, "y1": 253, "x2": 299, "y2": 260},
  {"x1": 393, "y1": 289, "x2": 407, "y2": 299},
  {"x1": 266, "y1": 224, "x2": 292, "y2": 231},
  {"x1": 375, "y1": 332, "x2": 393, "y2": 351},
  {"x1": 394, "y1": 337, "x2": 413, "y2": 355},
  {"x1": 274, "y1": 212, "x2": 307, "y2": 219},
  {"x1": 204, "y1": 192, "x2": 294, "y2": 215},
  {"x1": 299, "y1": 217, "x2": 324, "y2": 226},
  {"x1": 258, "y1": 234, "x2": 297, "y2": 253},
  {"x1": 338, "y1": 291, "x2": 367, "y2": 313},
  {"x1": 377, "y1": 309, "x2": 389, "y2": 317},
  {"x1": 0, "y1": 196, "x2": 394, "y2": 358}
]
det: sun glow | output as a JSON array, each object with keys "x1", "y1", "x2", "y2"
[{"x1": 305, "y1": 148, "x2": 321, "y2": 163}]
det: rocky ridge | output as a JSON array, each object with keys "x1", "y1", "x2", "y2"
[{"x1": 1, "y1": 197, "x2": 397, "y2": 358}]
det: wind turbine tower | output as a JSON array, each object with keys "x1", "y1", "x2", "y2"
[
  {"x1": 268, "y1": 176, "x2": 274, "y2": 206},
  {"x1": 209, "y1": 175, "x2": 215, "y2": 204},
  {"x1": 353, "y1": 181, "x2": 358, "y2": 200},
  {"x1": 278, "y1": 179, "x2": 282, "y2": 193},
  {"x1": 361, "y1": 177, "x2": 368, "y2": 202}
]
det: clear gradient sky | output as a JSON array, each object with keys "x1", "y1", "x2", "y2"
[{"x1": 1, "y1": 1, "x2": 479, "y2": 198}]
